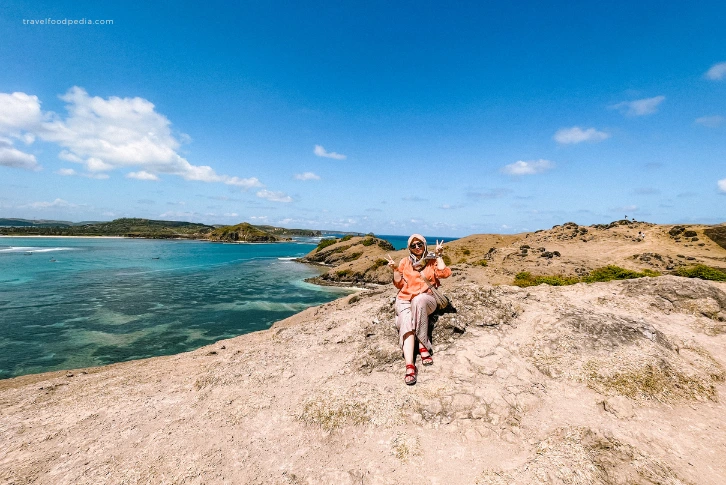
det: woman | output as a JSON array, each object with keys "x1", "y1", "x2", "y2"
[{"x1": 386, "y1": 234, "x2": 451, "y2": 385}]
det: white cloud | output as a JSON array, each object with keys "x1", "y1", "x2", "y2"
[
  {"x1": 501, "y1": 159, "x2": 554, "y2": 175},
  {"x1": 718, "y1": 179, "x2": 726, "y2": 193},
  {"x1": 314, "y1": 144, "x2": 346, "y2": 160},
  {"x1": 86, "y1": 157, "x2": 114, "y2": 172},
  {"x1": 0, "y1": 145, "x2": 40, "y2": 171},
  {"x1": 705, "y1": 62, "x2": 726, "y2": 80},
  {"x1": 256, "y1": 189, "x2": 293, "y2": 203},
  {"x1": 26, "y1": 198, "x2": 77, "y2": 209},
  {"x1": 0, "y1": 92, "x2": 43, "y2": 137},
  {"x1": 0, "y1": 87, "x2": 263, "y2": 189},
  {"x1": 224, "y1": 212, "x2": 239, "y2": 217},
  {"x1": 58, "y1": 150, "x2": 83, "y2": 163},
  {"x1": 126, "y1": 171, "x2": 160, "y2": 181},
  {"x1": 695, "y1": 115, "x2": 724, "y2": 128},
  {"x1": 610, "y1": 96, "x2": 665, "y2": 116},
  {"x1": 294, "y1": 171, "x2": 320, "y2": 181},
  {"x1": 554, "y1": 126, "x2": 610, "y2": 144},
  {"x1": 55, "y1": 167, "x2": 109, "y2": 179}
]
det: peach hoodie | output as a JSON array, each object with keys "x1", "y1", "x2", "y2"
[{"x1": 394, "y1": 257, "x2": 452, "y2": 301}]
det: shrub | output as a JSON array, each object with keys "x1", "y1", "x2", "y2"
[
  {"x1": 513, "y1": 272, "x2": 579, "y2": 287},
  {"x1": 442, "y1": 254, "x2": 452, "y2": 266},
  {"x1": 369, "y1": 258, "x2": 389, "y2": 271},
  {"x1": 462, "y1": 249, "x2": 471, "y2": 255},
  {"x1": 512, "y1": 265, "x2": 658, "y2": 287},
  {"x1": 377, "y1": 239, "x2": 395, "y2": 251},
  {"x1": 316, "y1": 238, "x2": 338, "y2": 251},
  {"x1": 673, "y1": 265, "x2": 726, "y2": 282},
  {"x1": 335, "y1": 269, "x2": 352, "y2": 278},
  {"x1": 361, "y1": 238, "x2": 375, "y2": 246},
  {"x1": 582, "y1": 265, "x2": 659, "y2": 283},
  {"x1": 474, "y1": 259, "x2": 488, "y2": 267},
  {"x1": 340, "y1": 234, "x2": 353, "y2": 241}
]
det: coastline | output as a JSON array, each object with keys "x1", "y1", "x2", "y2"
[
  {"x1": 2, "y1": 223, "x2": 726, "y2": 483},
  {"x1": 0, "y1": 235, "x2": 129, "y2": 239},
  {"x1": 0, "y1": 236, "x2": 357, "y2": 380}
]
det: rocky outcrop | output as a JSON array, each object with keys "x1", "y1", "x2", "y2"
[
  {"x1": 3, "y1": 276, "x2": 726, "y2": 484},
  {"x1": 298, "y1": 235, "x2": 398, "y2": 286}
]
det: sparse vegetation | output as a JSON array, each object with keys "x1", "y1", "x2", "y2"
[
  {"x1": 582, "y1": 266, "x2": 659, "y2": 283},
  {"x1": 340, "y1": 234, "x2": 353, "y2": 241},
  {"x1": 361, "y1": 237, "x2": 376, "y2": 246},
  {"x1": 369, "y1": 258, "x2": 389, "y2": 271},
  {"x1": 316, "y1": 238, "x2": 338, "y2": 251},
  {"x1": 300, "y1": 396, "x2": 370, "y2": 431},
  {"x1": 584, "y1": 359, "x2": 719, "y2": 403},
  {"x1": 513, "y1": 266, "x2": 659, "y2": 287},
  {"x1": 513, "y1": 272, "x2": 580, "y2": 287},
  {"x1": 377, "y1": 239, "x2": 395, "y2": 251},
  {"x1": 673, "y1": 265, "x2": 726, "y2": 282},
  {"x1": 442, "y1": 254, "x2": 452, "y2": 266},
  {"x1": 462, "y1": 248, "x2": 471, "y2": 255},
  {"x1": 474, "y1": 259, "x2": 488, "y2": 267}
]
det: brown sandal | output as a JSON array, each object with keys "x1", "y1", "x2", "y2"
[{"x1": 404, "y1": 364, "x2": 417, "y2": 385}]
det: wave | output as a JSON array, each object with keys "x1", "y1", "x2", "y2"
[
  {"x1": 277, "y1": 257, "x2": 297, "y2": 261},
  {"x1": 0, "y1": 246, "x2": 75, "y2": 253}
]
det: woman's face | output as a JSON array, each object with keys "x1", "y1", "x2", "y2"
[{"x1": 409, "y1": 239, "x2": 425, "y2": 257}]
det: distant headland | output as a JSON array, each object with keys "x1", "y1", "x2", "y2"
[{"x1": 0, "y1": 217, "x2": 361, "y2": 242}]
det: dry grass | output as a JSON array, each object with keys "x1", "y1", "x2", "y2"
[
  {"x1": 476, "y1": 427, "x2": 693, "y2": 485},
  {"x1": 583, "y1": 358, "x2": 718, "y2": 403},
  {"x1": 299, "y1": 394, "x2": 371, "y2": 431},
  {"x1": 390, "y1": 433, "x2": 420, "y2": 461}
]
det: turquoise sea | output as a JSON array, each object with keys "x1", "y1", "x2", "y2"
[{"x1": 0, "y1": 237, "x2": 353, "y2": 379}]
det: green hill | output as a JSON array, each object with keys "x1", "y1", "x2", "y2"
[
  {"x1": 0, "y1": 218, "x2": 214, "y2": 238},
  {"x1": 207, "y1": 223, "x2": 279, "y2": 242}
]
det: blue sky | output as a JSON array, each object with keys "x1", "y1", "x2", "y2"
[{"x1": 1, "y1": 1, "x2": 724, "y2": 236}]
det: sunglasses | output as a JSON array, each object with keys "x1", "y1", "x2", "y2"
[{"x1": 409, "y1": 242, "x2": 424, "y2": 249}]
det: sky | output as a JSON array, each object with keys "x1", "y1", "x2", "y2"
[{"x1": 0, "y1": 1, "x2": 724, "y2": 237}]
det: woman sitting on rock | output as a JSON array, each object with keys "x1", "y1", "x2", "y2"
[{"x1": 386, "y1": 234, "x2": 451, "y2": 385}]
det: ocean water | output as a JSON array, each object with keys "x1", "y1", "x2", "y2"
[{"x1": 0, "y1": 237, "x2": 353, "y2": 379}]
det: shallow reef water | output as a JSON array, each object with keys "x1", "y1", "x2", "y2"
[{"x1": 0, "y1": 237, "x2": 352, "y2": 379}]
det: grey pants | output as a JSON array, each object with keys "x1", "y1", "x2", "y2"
[{"x1": 395, "y1": 293, "x2": 437, "y2": 351}]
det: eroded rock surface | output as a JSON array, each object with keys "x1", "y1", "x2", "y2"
[{"x1": 2, "y1": 277, "x2": 726, "y2": 484}]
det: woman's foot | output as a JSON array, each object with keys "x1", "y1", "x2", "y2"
[
  {"x1": 419, "y1": 346, "x2": 433, "y2": 366},
  {"x1": 404, "y1": 364, "x2": 417, "y2": 385}
]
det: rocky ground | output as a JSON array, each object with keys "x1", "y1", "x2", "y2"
[
  {"x1": 302, "y1": 221, "x2": 725, "y2": 287},
  {"x1": 2, "y1": 222, "x2": 726, "y2": 484}
]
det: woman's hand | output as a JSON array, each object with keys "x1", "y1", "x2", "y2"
[
  {"x1": 386, "y1": 254, "x2": 397, "y2": 270},
  {"x1": 435, "y1": 240, "x2": 444, "y2": 256}
]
